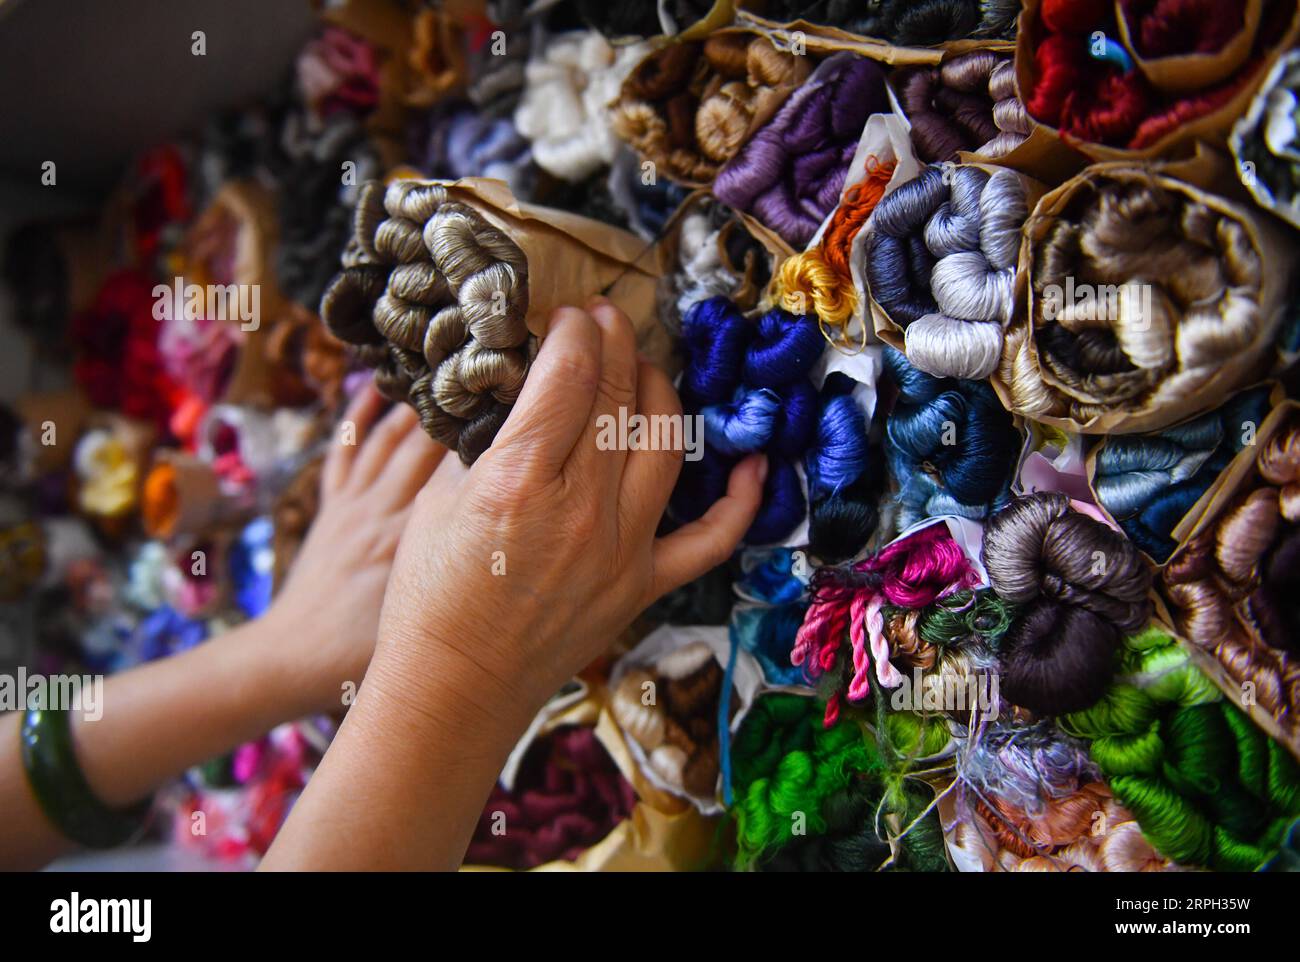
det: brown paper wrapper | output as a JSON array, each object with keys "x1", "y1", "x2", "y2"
[
  {"x1": 184, "y1": 181, "x2": 281, "y2": 306},
  {"x1": 736, "y1": 9, "x2": 1015, "y2": 60},
  {"x1": 1015, "y1": 0, "x2": 1300, "y2": 162},
  {"x1": 675, "y1": 0, "x2": 739, "y2": 40},
  {"x1": 1116, "y1": 0, "x2": 1263, "y2": 95},
  {"x1": 1157, "y1": 400, "x2": 1300, "y2": 761},
  {"x1": 427, "y1": 177, "x2": 672, "y2": 370},
  {"x1": 463, "y1": 691, "x2": 719, "y2": 872},
  {"x1": 1083, "y1": 381, "x2": 1287, "y2": 566},
  {"x1": 993, "y1": 150, "x2": 1299, "y2": 435}
]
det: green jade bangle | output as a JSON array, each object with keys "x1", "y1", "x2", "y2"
[{"x1": 19, "y1": 706, "x2": 150, "y2": 849}]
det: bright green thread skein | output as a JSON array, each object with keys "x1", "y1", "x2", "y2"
[
  {"x1": 882, "y1": 709, "x2": 953, "y2": 760},
  {"x1": 730, "y1": 694, "x2": 881, "y2": 867},
  {"x1": 1062, "y1": 626, "x2": 1300, "y2": 871},
  {"x1": 730, "y1": 696, "x2": 951, "y2": 871}
]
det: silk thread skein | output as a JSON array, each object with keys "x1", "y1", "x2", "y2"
[{"x1": 715, "y1": 54, "x2": 889, "y2": 248}]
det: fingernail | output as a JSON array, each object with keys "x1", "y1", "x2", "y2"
[
  {"x1": 754, "y1": 454, "x2": 768, "y2": 485},
  {"x1": 586, "y1": 294, "x2": 612, "y2": 311}
]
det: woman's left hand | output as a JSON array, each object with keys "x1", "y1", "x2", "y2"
[{"x1": 265, "y1": 381, "x2": 447, "y2": 714}]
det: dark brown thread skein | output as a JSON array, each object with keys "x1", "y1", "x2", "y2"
[
  {"x1": 894, "y1": 51, "x2": 1011, "y2": 164},
  {"x1": 320, "y1": 180, "x2": 534, "y2": 464},
  {"x1": 983, "y1": 492, "x2": 1153, "y2": 716}
]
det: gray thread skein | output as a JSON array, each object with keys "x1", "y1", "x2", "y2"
[{"x1": 866, "y1": 164, "x2": 1026, "y2": 380}]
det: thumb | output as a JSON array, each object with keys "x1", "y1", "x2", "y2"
[{"x1": 649, "y1": 454, "x2": 766, "y2": 599}]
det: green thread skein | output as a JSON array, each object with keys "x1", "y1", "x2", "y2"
[{"x1": 1062, "y1": 627, "x2": 1300, "y2": 871}]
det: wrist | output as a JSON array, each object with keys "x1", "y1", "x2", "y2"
[
  {"x1": 367, "y1": 618, "x2": 552, "y2": 742},
  {"x1": 245, "y1": 605, "x2": 335, "y2": 721}
]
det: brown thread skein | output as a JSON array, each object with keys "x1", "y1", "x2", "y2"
[
  {"x1": 612, "y1": 641, "x2": 736, "y2": 800},
  {"x1": 1003, "y1": 172, "x2": 1274, "y2": 433},
  {"x1": 271, "y1": 454, "x2": 323, "y2": 590},
  {"x1": 1162, "y1": 412, "x2": 1300, "y2": 735},
  {"x1": 263, "y1": 304, "x2": 349, "y2": 408},
  {"x1": 983, "y1": 492, "x2": 1153, "y2": 715},
  {"x1": 320, "y1": 181, "x2": 534, "y2": 464},
  {"x1": 893, "y1": 51, "x2": 1026, "y2": 164},
  {"x1": 612, "y1": 34, "x2": 810, "y2": 184}
]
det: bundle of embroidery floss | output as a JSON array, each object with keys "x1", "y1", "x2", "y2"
[
  {"x1": 728, "y1": 693, "x2": 948, "y2": 871},
  {"x1": 466, "y1": 726, "x2": 638, "y2": 869},
  {"x1": 412, "y1": 103, "x2": 535, "y2": 199},
  {"x1": 612, "y1": 32, "x2": 813, "y2": 186},
  {"x1": 1232, "y1": 49, "x2": 1300, "y2": 229},
  {"x1": 866, "y1": 165, "x2": 1031, "y2": 380},
  {"x1": 1162, "y1": 408, "x2": 1300, "y2": 752},
  {"x1": 1089, "y1": 385, "x2": 1274, "y2": 562},
  {"x1": 1020, "y1": 0, "x2": 1300, "y2": 153},
  {"x1": 894, "y1": 52, "x2": 1029, "y2": 164},
  {"x1": 950, "y1": 720, "x2": 1181, "y2": 871},
  {"x1": 983, "y1": 492, "x2": 1152, "y2": 715},
  {"x1": 882, "y1": 347, "x2": 1020, "y2": 528},
  {"x1": 320, "y1": 180, "x2": 532, "y2": 463},
  {"x1": 610, "y1": 641, "x2": 737, "y2": 801},
  {"x1": 772, "y1": 158, "x2": 896, "y2": 339},
  {"x1": 670, "y1": 293, "x2": 881, "y2": 551},
  {"x1": 1002, "y1": 166, "x2": 1293, "y2": 434},
  {"x1": 1062, "y1": 626, "x2": 1300, "y2": 870},
  {"x1": 670, "y1": 297, "x2": 822, "y2": 543},
  {"x1": 791, "y1": 521, "x2": 982, "y2": 725},
  {"x1": 715, "y1": 54, "x2": 890, "y2": 247},
  {"x1": 659, "y1": 199, "x2": 776, "y2": 334},
  {"x1": 512, "y1": 30, "x2": 648, "y2": 183}
]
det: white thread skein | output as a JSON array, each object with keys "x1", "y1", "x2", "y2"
[{"x1": 514, "y1": 31, "x2": 648, "y2": 182}]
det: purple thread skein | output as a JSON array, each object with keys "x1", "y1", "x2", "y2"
[{"x1": 714, "y1": 54, "x2": 887, "y2": 247}]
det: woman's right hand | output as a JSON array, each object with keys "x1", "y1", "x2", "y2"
[{"x1": 369, "y1": 298, "x2": 766, "y2": 715}]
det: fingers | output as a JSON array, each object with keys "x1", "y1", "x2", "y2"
[
  {"x1": 571, "y1": 298, "x2": 639, "y2": 485},
  {"x1": 619, "y1": 361, "x2": 686, "y2": 535},
  {"x1": 347, "y1": 403, "x2": 422, "y2": 492},
  {"x1": 649, "y1": 454, "x2": 766, "y2": 600},
  {"x1": 489, "y1": 306, "x2": 601, "y2": 477},
  {"x1": 373, "y1": 422, "x2": 449, "y2": 508},
  {"x1": 322, "y1": 382, "x2": 386, "y2": 496}
]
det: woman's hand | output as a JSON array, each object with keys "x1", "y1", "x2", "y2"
[
  {"x1": 371, "y1": 298, "x2": 765, "y2": 713},
  {"x1": 265, "y1": 382, "x2": 447, "y2": 715},
  {"x1": 264, "y1": 300, "x2": 763, "y2": 869}
]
